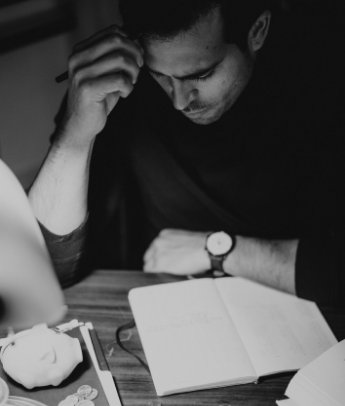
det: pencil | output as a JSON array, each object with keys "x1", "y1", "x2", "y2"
[{"x1": 55, "y1": 71, "x2": 68, "y2": 83}]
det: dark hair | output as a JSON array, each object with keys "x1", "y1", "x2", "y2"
[{"x1": 119, "y1": 0, "x2": 274, "y2": 52}]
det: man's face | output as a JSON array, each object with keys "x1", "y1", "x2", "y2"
[{"x1": 142, "y1": 7, "x2": 254, "y2": 125}]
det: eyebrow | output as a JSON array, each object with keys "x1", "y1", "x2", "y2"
[{"x1": 146, "y1": 58, "x2": 223, "y2": 81}]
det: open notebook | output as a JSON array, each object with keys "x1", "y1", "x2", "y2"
[{"x1": 129, "y1": 277, "x2": 337, "y2": 396}]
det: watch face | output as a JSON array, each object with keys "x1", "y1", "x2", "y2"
[{"x1": 207, "y1": 231, "x2": 233, "y2": 256}]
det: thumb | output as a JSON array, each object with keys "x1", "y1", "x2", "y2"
[{"x1": 105, "y1": 92, "x2": 121, "y2": 115}]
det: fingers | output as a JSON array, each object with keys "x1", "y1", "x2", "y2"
[
  {"x1": 143, "y1": 230, "x2": 173, "y2": 272},
  {"x1": 66, "y1": 25, "x2": 144, "y2": 111},
  {"x1": 143, "y1": 262, "x2": 157, "y2": 273},
  {"x1": 71, "y1": 35, "x2": 143, "y2": 71},
  {"x1": 63, "y1": 24, "x2": 144, "y2": 137},
  {"x1": 143, "y1": 243, "x2": 155, "y2": 272},
  {"x1": 73, "y1": 25, "x2": 128, "y2": 53},
  {"x1": 78, "y1": 73, "x2": 134, "y2": 101},
  {"x1": 143, "y1": 245, "x2": 153, "y2": 263},
  {"x1": 73, "y1": 51, "x2": 141, "y2": 87},
  {"x1": 69, "y1": 25, "x2": 144, "y2": 75},
  {"x1": 143, "y1": 258, "x2": 158, "y2": 273},
  {"x1": 143, "y1": 229, "x2": 211, "y2": 275}
]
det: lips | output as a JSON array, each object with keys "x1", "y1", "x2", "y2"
[{"x1": 183, "y1": 108, "x2": 208, "y2": 117}]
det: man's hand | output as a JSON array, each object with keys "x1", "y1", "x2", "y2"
[
  {"x1": 29, "y1": 25, "x2": 144, "y2": 235},
  {"x1": 143, "y1": 230, "x2": 297, "y2": 296},
  {"x1": 143, "y1": 229, "x2": 211, "y2": 275},
  {"x1": 60, "y1": 25, "x2": 144, "y2": 148}
]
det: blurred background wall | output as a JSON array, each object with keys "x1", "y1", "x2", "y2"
[{"x1": 0, "y1": 0, "x2": 120, "y2": 189}]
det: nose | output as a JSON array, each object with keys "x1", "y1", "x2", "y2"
[{"x1": 170, "y1": 80, "x2": 197, "y2": 111}]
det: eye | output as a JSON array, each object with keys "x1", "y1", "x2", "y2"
[
  {"x1": 149, "y1": 71, "x2": 163, "y2": 79},
  {"x1": 192, "y1": 70, "x2": 215, "y2": 82}
]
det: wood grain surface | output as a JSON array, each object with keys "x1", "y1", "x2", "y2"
[{"x1": 60, "y1": 270, "x2": 345, "y2": 406}]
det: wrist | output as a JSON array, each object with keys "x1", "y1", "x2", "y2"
[
  {"x1": 222, "y1": 236, "x2": 297, "y2": 294},
  {"x1": 222, "y1": 235, "x2": 243, "y2": 276},
  {"x1": 196, "y1": 231, "x2": 213, "y2": 272},
  {"x1": 53, "y1": 125, "x2": 96, "y2": 156}
]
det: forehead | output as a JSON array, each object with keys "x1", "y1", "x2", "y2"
[{"x1": 143, "y1": 7, "x2": 227, "y2": 75}]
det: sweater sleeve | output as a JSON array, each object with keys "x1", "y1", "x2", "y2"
[
  {"x1": 38, "y1": 215, "x2": 89, "y2": 288},
  {"x1": 295, "y1": 232, "x2": 345, "y2": 308}
]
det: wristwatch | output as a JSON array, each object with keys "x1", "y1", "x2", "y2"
[{"x1": 205, "y1": 231, "x2": 235, "y2": 272}]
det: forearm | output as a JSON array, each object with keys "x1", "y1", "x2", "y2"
[
  {"x1": 144, "y1": 229, "x2": 298, "y2": 296},
  {"x1": 224, "y1": 236, "x2": 298, "y2": 294},
  {"x1": 28, "y1": 131, "x2": 94, "y2": 235}
]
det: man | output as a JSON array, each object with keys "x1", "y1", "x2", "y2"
[{"x1": 28, "y1": 0, "x2": 345, "y2": 306}]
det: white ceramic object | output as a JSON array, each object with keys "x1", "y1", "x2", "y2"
[{"x1": 0, "y1": 325, "x2": 83, "y2": 389}]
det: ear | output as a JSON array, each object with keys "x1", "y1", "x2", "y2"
[{"x1": 248, "y1": 10, "x2": 271, "y2": 53}]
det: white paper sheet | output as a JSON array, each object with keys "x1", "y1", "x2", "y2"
[
  {"x1": 129, "y1": 279, "x2": 257, "y2": 396},
  {"x1": 215, "y1": 278, "x2": 337, "y2": 377},
  {"x1": 276, "y1": 400, "x2": 300, "y2": 406},
  {"x1": 285, "y1": 339, "x2": 345, "y2": 406}
]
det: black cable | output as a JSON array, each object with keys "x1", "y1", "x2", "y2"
[{"x1": 115, "y1": 319, "x2": 150, "y2": 373}]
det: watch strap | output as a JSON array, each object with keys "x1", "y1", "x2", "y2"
[{"x1": 209, "y1": 254, "x2": 227, "y2": 272}]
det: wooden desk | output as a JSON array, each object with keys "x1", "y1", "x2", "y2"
[{"x1": 62, "y1": 270, "x2": 345, "y2": 406}]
